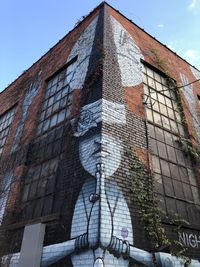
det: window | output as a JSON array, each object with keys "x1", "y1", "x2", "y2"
[
  {"x1": 21, "y1": 157, "x2": 59, "y2": 219},
  {"x1": 0, "y1": 172, "x2": 13, "y2": 225},
  {"x1": 37, "y1": 58, "x2": 77, "y2": 135},
  {"x1": 0, "y1": 107, "x2": 16, "y2": 156},
  {"x1": 143, "y1": 64, "x2": 200, "y2": 222}
]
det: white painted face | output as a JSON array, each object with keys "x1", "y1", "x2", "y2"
[{"x1": 79, "y1": 133, "x2": 122, "y2": 177}]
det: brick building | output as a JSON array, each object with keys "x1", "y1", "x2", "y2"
[{"x1": 0, "y1": 2, "x2": 200, "y2": 266}]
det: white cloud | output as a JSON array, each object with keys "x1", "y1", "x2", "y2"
[
  {"x1": 188, "y1": 0, "x2": 199, "y2": 10},
  {"x1": 157, "y1": 24, "x2": 164, "y2": 28},
  {"x1": 166, "y1": 40, "x2": 200, "y2": 69},
  {"x1": 188, "y1": 0, "x2": 196, "y2": 9},
  {"x1": 185, "y1": 49, "x2": 199, "y2": 60},
  {"x1": 184, "y1": 49, "x2": 200, "y2": 69}
]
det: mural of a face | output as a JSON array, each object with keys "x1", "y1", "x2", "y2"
[
  {"x1": 71, "y1": 175, "x2": 133, "y2": 267},
  {"x1": 79, "y1": 133, "x2": 122, "y2": 177},
  {"x1": 71, "y1": 96, "x2": 133, "y2": 267}
]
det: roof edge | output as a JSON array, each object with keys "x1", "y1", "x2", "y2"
[
  {"x1": 104, "y1": 1, "x2": 200, "y2": 73},
  {"x1": 1, "y1": 1, "x2": 199, "y2": 95}
]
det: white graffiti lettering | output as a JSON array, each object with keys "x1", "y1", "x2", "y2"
[{"x1": 178, "y1": 232, "x2": 200, "y2": 248}]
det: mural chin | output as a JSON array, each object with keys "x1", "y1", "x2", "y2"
[{"x1": 79, "y1": 133, "x2": 122, "y2": 177}]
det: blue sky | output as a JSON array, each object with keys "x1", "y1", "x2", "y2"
[{"x1": 0, "y1": 0, "x2": 200, "y2": 92}]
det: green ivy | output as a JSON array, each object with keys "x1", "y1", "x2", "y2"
[
  {"x1": 128, "y1": 148, "x2": 190, "y2": 263},
  {"x1": 179, "y1": 137, "x2": 200, "y2": 164}
]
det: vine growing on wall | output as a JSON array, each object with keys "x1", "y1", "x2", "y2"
[
  {"x1": 128, "y1": 148, "x2": 190, "y2": 263},
  {"x1": 151, "y1": 47, "x2": 200, "y2": 161},
  {"x1": 128, "y1": 148, "x2": 169, "y2": 249},
  {"x1": 134, "y1": 48, "x2": 199, "y2": 262},
  {"x1": 150, "y1": 48, "x2": 173, "y2": 79}
]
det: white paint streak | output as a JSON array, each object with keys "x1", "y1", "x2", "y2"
[
  {"x1": 110, "y1": 15, "x2": 144, "y2": 87},
  {"x1": 0, "y1": 172, "x2": 13, "y2": 226},
  {"x1": 180, "y1": 73, "x2": 200, "y2": 142},
  {"x1": 66, "y1": 16, "x2": 99, "y2": 90},
  {"x1": 102, "y1": 99, "x2": 126, "y2": 124},
  {"x1": 154, "y1": 252, "x2": 200, "y2": 267},
  {"x1": 190, "y1": 66, "x2": 200, "y2": 81},
  {"x1": 12, "y1": 76, "x2": 41, "y2": 152}
]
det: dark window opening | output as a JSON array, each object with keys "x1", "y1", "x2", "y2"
[{"x1": 37, "y1": 56, "x2": 77, "y2": 136}]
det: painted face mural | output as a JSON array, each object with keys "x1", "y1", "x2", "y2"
[
  {"x1": 79, "y1": 133, "x2": 122, "y2": 177},
  {"x1": 3, "y1": 10, "x2": 200, "y2": 267},
  {"x1": 71, "y1": 99, "x2": 133, "y2": 267}
]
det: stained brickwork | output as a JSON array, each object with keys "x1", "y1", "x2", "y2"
[{"x1": 0, "y1": 2, "x2": 200, "y2": 267}]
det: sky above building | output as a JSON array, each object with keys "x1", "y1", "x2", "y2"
[{"x1": 0, "y1": 0, "x2": 200, "y2": 92}]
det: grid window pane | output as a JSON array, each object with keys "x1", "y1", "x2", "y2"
[
  {"x1": 155, "y1": 127, "x2": 165, "y2": 142},
  {"x1": 157, "y1": 141, "x2": 168, "y2": 159},
  {"x1": 163, "y1": 176, "x2": 174, "y2": 197},
  {"x1": 173, "y1": 180, "x2": 184, "y2": 199},
  {"x1": 150, "y1": 138, "x2": 158, "y2": 155},
  {"x1": 0, "y1": 107, "x2": 16, "y2": 156},
  {"x1": 143, "y1": 65, "x2": 200, "y2": 218},
  {"x1": 38, "y1": 61, "x2": 76, "y2": 135}
]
